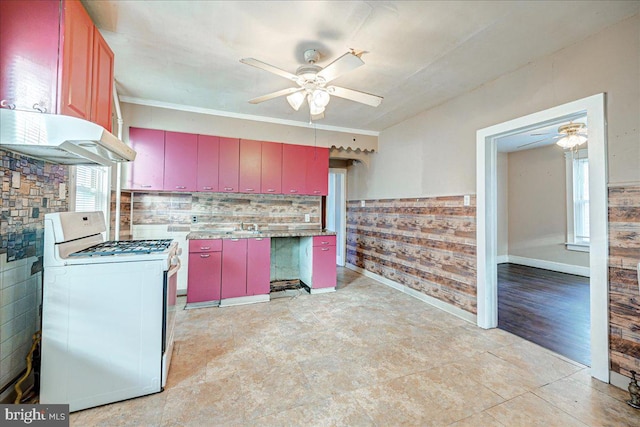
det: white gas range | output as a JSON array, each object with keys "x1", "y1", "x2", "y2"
[{"x1": 40, "y1": 211, "x2": 181, "y2": 412}]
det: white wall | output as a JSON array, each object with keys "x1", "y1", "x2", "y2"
[
  {"x1": 348, "y1": 14, "x2": 640, "y2": 200},
  {"x1": 507, "y1": 144, "x2": 589, "y2": 267}
]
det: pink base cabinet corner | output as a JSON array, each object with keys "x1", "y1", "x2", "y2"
[{"x1": 299, "y1": 235, "x2": 337, "y2": 293}]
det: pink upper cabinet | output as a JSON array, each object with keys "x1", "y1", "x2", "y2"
[
  {"x1": 239, "y1": 139, "x2": 262, "y2": 193},
  {"x1": 90, "y1": 27, "x2": 114, "y2": 132},
  {"x1": 164, "y1": 131, "x2": 198, "y2": 191},
  {"x1": 305, "y1": 146, "x2": 329, "y2": 196},
  {"x1": 261, "y1": 142, "x2": 282, "y2": 194},
  {"x1": 197, "y1": 135, "x2": 220, "y2": 192},
  {"x1": 219, "y1": 138, "x2": 240, "y2": 193},
  {"x1": 127, "y1": 128, "x2": 165, "y2": 190},
  {"x1": 282, "y1": 144, "x2": 308, "y2": 195}
]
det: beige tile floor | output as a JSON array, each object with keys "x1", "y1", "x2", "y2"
[{"x1": 71, "y1": 267, "x2": 640, "y2": 426}]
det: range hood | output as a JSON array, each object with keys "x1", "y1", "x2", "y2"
[{"x1": 0, "y1": 109, "x2": 136, "y2": 166}]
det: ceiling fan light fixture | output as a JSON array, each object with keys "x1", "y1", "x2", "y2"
[
  {"x1": 311, "y1": 89, "x2": 330, "y2": 108},
  {"x1": 286, "y1": 91, "x2": 305, "y2": 111},
  {"x1": 308, "y1": 94, "x2": 325, "y2": 116},
  {"x1": 556, "y1": 134, "x2": 587, "y2": 149}
]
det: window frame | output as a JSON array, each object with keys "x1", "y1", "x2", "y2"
[
  {"x1": 564, "y1": 149, "x2": 589, "y2": 252},
  {"x1": 69, "y1": 165, "x2": 111, "y2": 236}
]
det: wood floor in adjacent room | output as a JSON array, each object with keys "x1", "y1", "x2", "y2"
[{"x1": 498, "y1": 263, "x2": 591, "y2": 366}]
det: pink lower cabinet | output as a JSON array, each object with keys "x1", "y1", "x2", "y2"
[
  {"x1": 220, "y1": 238, "x2": 271, "y2": 306},
  {"x1": 247, "y1": 238, "x2": 271, "y2": 295},
  {"x1": 187, "y1": 239, "x2": 222, "y2": 307},
  {"x1": 299, "y1": 235, "x2": 337, "y2": 293}
]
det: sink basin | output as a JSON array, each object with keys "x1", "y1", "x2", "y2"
[{"x1": 225, "y1": 230, "x2": 263, "y2": 236}]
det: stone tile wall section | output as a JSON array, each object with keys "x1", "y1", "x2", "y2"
[
  {"x1": 346, "y1": 196, "x2": 477, "y2": 314},
  {"x1": 0, "y1": 149, "x2": 68, "y2": 393},
  {"x1": 608, "y1": 185, "x2": 640, "y2": 378},
  {"x1": 121, "y1": 192, "x2": 321, "y2": 232},
  {"x1": 109, "y1": 190, "x2": 132, "y2": 240}
]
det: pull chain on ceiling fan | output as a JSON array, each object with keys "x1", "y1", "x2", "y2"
[{"x1": 240, "y1": 49, "x2": 383, "y2": 120}]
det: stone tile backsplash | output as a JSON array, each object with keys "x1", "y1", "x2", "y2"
[{"x1": 0, "y1": 149, "x2": 68, "y2": 393}]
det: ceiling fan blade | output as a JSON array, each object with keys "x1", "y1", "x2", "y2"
[
  {"x1": 240, "y1": 58, "x2": 299, "y2": 82},
  {"x1": 311, "y1": 111, "x2": 325, "y2": 121},
  {"x1": 249, "y1": 87, "x2": 303, "y2": 104},
  {"x1": 317, "y1": 53, "x2": 364, "y2": 83},
  {"x1": 328, "y1": 86, "x2": 383, "y2": 107}
]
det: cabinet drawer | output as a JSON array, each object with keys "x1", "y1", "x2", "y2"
[
  {"x1": 189, "y1": 239, "x2": 222, "y2": 253},
  {"x1": 313, "y1": 235, "x2": 336, "y2": 247}
]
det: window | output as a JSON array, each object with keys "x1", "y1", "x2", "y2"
[
  {"x1": 73, "y1": 165, "x2": 110, "y2": 222},
  {"x1": 565, "y1": 149, "x2": 589, "y2": 251}
]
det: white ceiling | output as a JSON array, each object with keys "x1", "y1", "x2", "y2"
[
  {"x1": 83, "y1": 1, "x2": 639, "y2": 133},
  {"x1": 496, "y1": 115, "x2": 588, "y2": 153}
]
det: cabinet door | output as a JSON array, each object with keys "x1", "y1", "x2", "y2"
[
  {"x1": 221, "y1": 239, "x2": 247, "y2": 299},
  {"x1": 59, "y1": 0, "x2": 94, "y2": 120},
  {"x1": 90, "y1": 27, "x2": 114, "y2": 131},
  {"x1": 197, "y1": 135, "x2": 220, "y2": 192},
  {"x1": 187, "y1": 252, "x2": 222, "y2": 303},
  {"x1": 282, "y1": 144, "x2": 308, "y2": 195},
  {"x1": 164, "y1": 131, "x2": 197, "y2": 191},
  {"x1": 305, "y1": 146, "x2": 329, "y2": 196},
  {"x1": 246, "y1": 238, "x2": 271, "y2": 296},
  {"x1": 239, "y1": 139, "x2": 262, "y2": 193},
  {"x1": 261, "y1": 142, "x2": 282, "y2": 194},
  {"x1": 0, "y1": 0, "x2": 60, "y2": 113},
  {"x1": 219, "y1": 137, "x2": 240, "y2": 193},
  {"x1": 127, "y1": 128, "x2": 165, "y2": 190},
  {"x1": 312, "y1": 245, "x2": 337, "y2": 288}
]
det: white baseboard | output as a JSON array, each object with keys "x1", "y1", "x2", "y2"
[
  {"x1": 500, "y1": 255, "x2": 590, "y2": 277},
  {"x1": 219, "y1": 294, "x2": 269, "y2": 307},
  {"x1": 496, "y1": 255, "x2": 509, "y2": 264},
  {"x1": 345, "y1": 263, "x2": 476, "y2": 324},
  {"x1": 609, "y1": 370, "x2": 630, "y2": 391},
  {"x1": 309, "y1": 287, "x2": 336, "y2": 294}
]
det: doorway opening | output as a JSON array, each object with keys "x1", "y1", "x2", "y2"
[
  {"x1": 476, "y1": 93, "x2": 609, "y2": 382},
  {"x1": 327, "y1": 168, "x2": 347, "y2": 266}
]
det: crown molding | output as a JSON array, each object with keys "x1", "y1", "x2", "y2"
[{"x1": 119, "y1": 97, "x2": 380, "y2": 137}]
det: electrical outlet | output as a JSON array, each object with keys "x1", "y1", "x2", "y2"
[
  {"x1": 463, "y1": 195, "x2": 470, "y2": 206},
  {"x1": 304, "y1": 213, "x2": 310, "y2": 223},
  {"x1": 361, "y1": 200, "x2": 366, "y2": 207},
  {"x1": 191, "y1": 215, "x2": 198, "y2": 223}
]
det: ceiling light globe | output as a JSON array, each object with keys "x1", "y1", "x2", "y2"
[
  {"x1": 286, "y1": 91, "x2": 305, "y2": 111},
  {"x1": 312, "y1": 89, "x2": 331, "y2": 108}
]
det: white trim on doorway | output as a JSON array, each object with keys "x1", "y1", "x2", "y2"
[
  {"x1": 328, "y1": 168, "x2": 347, "y2": 266},
  {"x1": 476, "y1": 93, "x2": 609, "y2": 382}
]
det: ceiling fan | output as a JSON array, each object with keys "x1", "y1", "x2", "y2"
[
  {"x1": 240, "y1": 49, "x2": 383, "y2": 120},
  {"x1": 517, "y1": 122, "x2": 588, "y2": 150}
]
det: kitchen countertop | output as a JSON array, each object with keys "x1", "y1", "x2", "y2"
[{"x1": 186, "y1": 230, "x2": 336, "y2": 240}]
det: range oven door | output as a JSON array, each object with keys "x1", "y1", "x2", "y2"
[{"x1": 163, "y1": 261, "x2": 179, "y2": 353}]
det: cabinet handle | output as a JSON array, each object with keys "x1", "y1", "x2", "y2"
[
  {"x1": 203, "y1": 186, "x2": 213, "y2": 190},
  {"x1": 224, "y1": 187, "x2": 233, "y2": 191},
  {"x1": 321, "y1": 241, "x2": 329, "y2": 245},
  {"x1": 321, "y1": 248, "x2": 330, "y2": 251},
  {"x1": 290, "y1": 189, "x2": 298, "y2": 193},
  {"x1": 245, "y1": 188, "x2": 254, "y2": 192},
  {"x1": 200, "y1": 254, "x2": 211, "y2": 258},
  {"x1": 200, "y1": 247, "x2": 211, "y2": 250},
  {"x1": 0, "y1": 100, "x2": 16, "y2": 109},
  {"x1": 175, "y1": 186, "x2": 186, "y2": 189},
  {"x1": 314, "y1": 190, "x2": 321, "y2": 194},
  {"x1": 32, "y1": 103, "x2": 47, "y2": 113},
  {"x1": 255, "y1": 238, "x2": 263, "y2": 241},
  {"x1": 230, "y1": 238, "x2": 239, "y2": 242},
  {"x1": 267, "y1": 189, "x2": 275, "y2": 192}
]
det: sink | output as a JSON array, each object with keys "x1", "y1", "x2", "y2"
[{"x1": 225, "y1": 230, "x2": 263, "y2": 236}]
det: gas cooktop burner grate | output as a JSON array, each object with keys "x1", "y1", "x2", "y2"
[{"x1": 69, "y1": 239, "x2": 173, "y2": 256}]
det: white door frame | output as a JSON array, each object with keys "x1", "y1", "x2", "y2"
[
  {"x1": 476, "y1": 93, "x2": 609, "y2": 382},
  {"x1": 329, "y1": 168, "x2": 347, "y2": 266}
]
